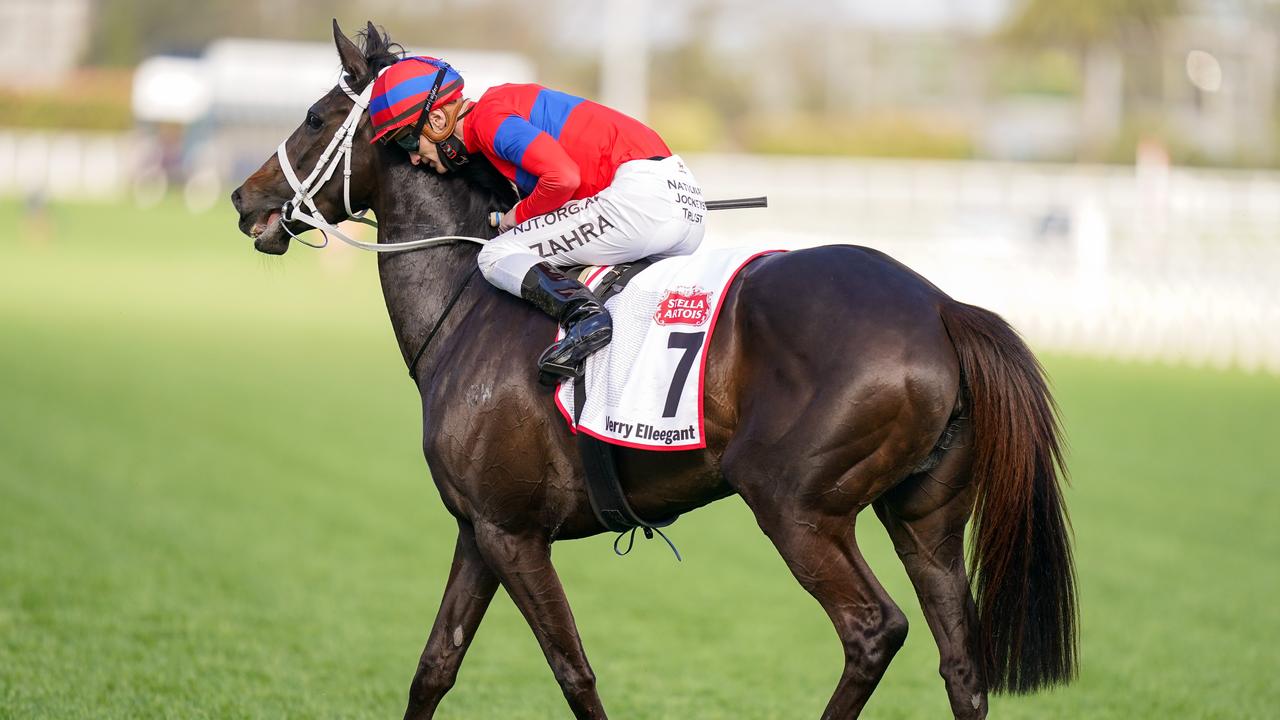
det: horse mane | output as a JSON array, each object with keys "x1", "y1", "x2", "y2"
[
  {"x1": 352, "y1": 24, "x2": 519, "y2": 213},
  {"x1": 354, "y1": 24, "x2": 406, "y2": 77},
  {"x1": 453, "y1": 156, "x2": 521, "y2": 209}
]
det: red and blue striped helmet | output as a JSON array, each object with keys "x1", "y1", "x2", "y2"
[{"x1": 369, "y1": 56, "x2": 464, "y2": 143}]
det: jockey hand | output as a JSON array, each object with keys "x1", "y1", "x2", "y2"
[{"x1": 499, "y1": 208, "x2": 519, "y2": 232}]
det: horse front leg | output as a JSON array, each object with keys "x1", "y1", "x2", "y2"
[
  {"x1": 472, "y1": 522, "x2": 609, "y2": 720},
  {"x1": 403, "y1": 521, "x2": 500, "y2": 720}
]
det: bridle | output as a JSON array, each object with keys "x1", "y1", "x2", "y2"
[{"x1": 274, "y1": 68, "x2": 486, "y2": 253}]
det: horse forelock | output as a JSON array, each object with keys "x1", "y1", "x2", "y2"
[{"x1": 351, "y1": 24, "x2": 404, "y2": 88}]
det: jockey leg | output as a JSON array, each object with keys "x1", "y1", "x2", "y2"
[
  {"x1": 477, "y1": 195, "x2": 631, "y2": 381},
  {"x1": 476, "y1": 156, "x2": 706, "y2": 380},
  {"x1": 519, "y1": 263, "x2": 613, "y2": 381}
]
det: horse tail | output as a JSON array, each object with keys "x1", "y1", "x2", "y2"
[{"x1": 938, "y1": 300, "x2": 1077, "y2": 694}]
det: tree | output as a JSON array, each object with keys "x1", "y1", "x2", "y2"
[{"x1": 1002, "y1": 0, "x2": 1182, "y2": 159}]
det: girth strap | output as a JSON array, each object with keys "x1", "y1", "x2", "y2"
[
  {"x1": 567, "y1": 259, "x2": 681, "y2": 559},
  {"x1": 573, "y1": 373, "x2": 680, "y2": 560}
]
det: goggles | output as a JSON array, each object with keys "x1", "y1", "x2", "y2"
[{"x1": 392, "y1": 127, "x2": 420, "y2": 153}]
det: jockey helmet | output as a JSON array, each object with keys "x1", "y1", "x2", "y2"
[{"x1": 369, "y1": 56, "x2": 464, "y2": 143}]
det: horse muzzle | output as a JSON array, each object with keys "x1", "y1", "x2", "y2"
[
  {"x1": 251, "y1": 211, "x2": 291, "y2": 255},
  {"x1": 232, "y1": 186, "x2": 291, "y2": 255}
]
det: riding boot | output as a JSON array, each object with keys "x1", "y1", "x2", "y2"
[{"x1": 520, "y1": 263, "x2": 613, "y2": 383}]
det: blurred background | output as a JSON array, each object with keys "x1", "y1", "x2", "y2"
[
  {"x1": 3, "y1": 0, "x2": 1279, "y2": 368},
  {"x1": 2, "y1": 1, "x2": 1278, "y2": 719}
]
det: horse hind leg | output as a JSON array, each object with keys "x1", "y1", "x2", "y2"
[
  {"x1": 750, "y1": 501, "x2": 907, "y2": 718},
  {"x1": 729, "y1": 462, "x2": 909, "y2": 719},
  {"x1": 874, "y1": 420, "x2": 989, "y2": 719}
]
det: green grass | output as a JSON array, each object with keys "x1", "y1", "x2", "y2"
[{"x1": 2, "y1": 199, "x2": 1279, "y2": 719}]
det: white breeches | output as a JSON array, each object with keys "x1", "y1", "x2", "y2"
[{"x1": 477, "y1": 154, "x2": 707, "y2": 295}]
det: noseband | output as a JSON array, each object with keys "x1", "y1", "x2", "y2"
[{"x1": 274, "y1": 69, "x2": 486, "y2": 253}]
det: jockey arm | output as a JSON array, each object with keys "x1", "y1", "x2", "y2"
[{"x1": 487, "y1": 116, "x2": 582, "y2": 230}]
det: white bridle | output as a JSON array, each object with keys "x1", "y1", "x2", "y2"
[{"x1": 274, "y1": 70, "x2": 485, "y2": 253}]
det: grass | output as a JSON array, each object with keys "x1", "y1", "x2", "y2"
[{"x1": 2, "y1": 198, "x2": 1278, "y2": 719}]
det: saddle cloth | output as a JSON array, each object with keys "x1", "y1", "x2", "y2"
[{"x1": 554, "y1": 247, "x2": 780, "y2": 450}]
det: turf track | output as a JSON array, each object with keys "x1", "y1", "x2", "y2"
[{"x1": 1, "y1": 200, "x2": 1278, "y2": 719}]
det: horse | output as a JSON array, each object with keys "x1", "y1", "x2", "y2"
[{"x1": 229, "y1": 22, "x2": 1076, "y2": 720}]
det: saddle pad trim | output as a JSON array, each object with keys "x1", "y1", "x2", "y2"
[
  {"x1": 552, "y1": 249, "x2": 781, "y2": 452},
  {"x1": 578, "y1": 265, "x2": 611, "y2": 287}
]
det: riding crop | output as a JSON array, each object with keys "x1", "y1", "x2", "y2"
[{"x1": 487, "y1": 195, "x2": 767, "y2": 229}]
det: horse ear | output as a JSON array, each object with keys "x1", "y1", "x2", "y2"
[{"x1": 332, "y1": 19, "x2": 368, "y2": 80}]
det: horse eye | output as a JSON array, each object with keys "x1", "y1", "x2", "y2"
[{"x1": 305, "y1": 112, "x2": 323, "y2": 130}]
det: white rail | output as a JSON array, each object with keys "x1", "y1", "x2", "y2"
[
  {"x1": 2, "y1": 133, "x2": 1276, "y2": 373},
  {"x1": 690, "y1": 153, "x2": 1280, "y2": 374}
]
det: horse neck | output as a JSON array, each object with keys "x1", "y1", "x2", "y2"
[{"x1": 367, "y1": 157, "x2": 497, "y2": 378}]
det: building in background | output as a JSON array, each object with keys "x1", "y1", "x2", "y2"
[
  {"x1": 0, "y1": 0, "x2": 91, "y2": 88},
  {"x1": 130, "y1": 39, "x2": 534, "y2": 208}
]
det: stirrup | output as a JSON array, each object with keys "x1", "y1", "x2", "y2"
[
  {"x1": 536, "y1": 316, "x2": 612, "y2": 385},
  {"x1": 537, "y1": 355, "x2": 581, "y2": 386}
]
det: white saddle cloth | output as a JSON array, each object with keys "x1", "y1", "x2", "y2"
[{"x1": 554, "y1": 247, "x2": 780, "y2": 450}]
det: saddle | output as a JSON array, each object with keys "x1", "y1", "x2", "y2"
[{"x1": 566, "y1": 260, "x2": 652, "y2": 304}]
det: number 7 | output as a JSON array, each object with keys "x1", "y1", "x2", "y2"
[{"x1": 663, "y1": 331, "x2": 706, "y2": 418}]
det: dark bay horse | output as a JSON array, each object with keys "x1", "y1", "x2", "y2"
[{"x1": 230, "y1": 23, "x2": 1076, "y2": 720}]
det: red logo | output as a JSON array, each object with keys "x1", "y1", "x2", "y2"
[{"x1": 654, "y1": 287, "x2": 713, "y2": 326}]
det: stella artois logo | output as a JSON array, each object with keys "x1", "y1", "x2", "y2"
[{"x1": 654, "y1": 286, "x2": 712, "y2": 326}]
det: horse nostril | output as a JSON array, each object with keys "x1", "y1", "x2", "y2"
[{"x1": 231, "y1": 187, "x2": 244, "y2": 211}]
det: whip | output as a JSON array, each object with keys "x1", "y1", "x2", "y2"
[{"x1": 488, "y1": 195, "x2": 768, "y2": 228}]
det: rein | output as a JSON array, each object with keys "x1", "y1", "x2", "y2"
[
  {"x1": 275, "y1": 69, "x2": 487, "y2": 254},
  {"x1": 407, "y1": 265, "x2": 480, "y2": 382}
]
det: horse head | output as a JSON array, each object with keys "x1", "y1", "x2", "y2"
[{"x1": 230, "y1": 20, "x2": 400, "y2": 255}]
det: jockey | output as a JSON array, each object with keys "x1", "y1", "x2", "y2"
[{"x1": 369, "y1": 56, "x2": 706, "y2": 380}]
